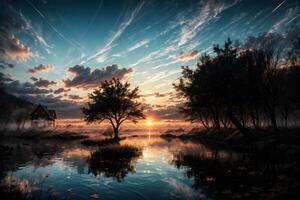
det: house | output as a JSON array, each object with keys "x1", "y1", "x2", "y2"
[{"x1": 30, "y1": 104, "x2": 57, "y2": 127}]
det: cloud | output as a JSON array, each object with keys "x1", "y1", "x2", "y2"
[
  {"x1": 30, "y1": 76, "x2": 38, "y2": 81},
  {"x1": 178, "y1": 0, "x2": 239, "y2": 46},
  {"x1": 0, "y1": 14, "x2": 34, "y2": 62},
  {"x1": 32, "y1": 77, "x2": 56, "y2": 88},
  {"x1": 63, "y1": 64, "x2": 134, "y2": 88},
  {"x1": 21, "y1": 94, "x2": 83, "y2": 118},
  {"x1": 0, "y1": 72, "x2": 14, "y2": 82},
  {"x1": 176, "y1": 50, "x2": 199, "y2": 61},
  {"x1": 2, "y1": 80, "x2": 52, "y2": 95},
  {"x1": 68, "y1": 94, "x2": 83, "y2": 100},
  {"x1": 269, "y1": 7, "x2": 300, "y2": 33},
  {"x1": 144, "y1": 103, "x2": 182, "y2": 120},
  {"x1": 127, "y1": 39, "x2": 150, "y2": 52},
  {"x1": 28, "y1": 64, "x2": 54, "y2": 73},
  {"x1": 0, "y1": 60, "x2": 15, "y2": 69},
  {"x1": 272, "y1": 0, "x2": 286, "y2": 13},
  {"x1": 142, "y1": 92, "x2": 173, "y2": 98},
  {"x1": 18, "y1": 11, "x2": 52, "y2": 54},
  {"x1": 54, "y1": 87, "x2": 71, "y2": 94},
  {"x1": 24, "y1": 0, "x2": 83, "y2": 51},
  {"x1": 82, "y1": 0, "x2": 145, "y2": 64},
  {"x1": 139, "y1": 69, "x2": 181, "y2": 86}
]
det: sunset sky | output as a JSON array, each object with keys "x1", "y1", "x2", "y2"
[{"x1": 1, "y1": 0, "x2": 299, "y2": 119}]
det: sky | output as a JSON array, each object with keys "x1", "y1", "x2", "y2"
[{"x1": 0, "y1": 0, "x2": 299, "y2": 120}]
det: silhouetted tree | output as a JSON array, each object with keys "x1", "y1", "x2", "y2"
[
  {"x1": 82, "y1": 78, "x2": 145, "y2": 140},
  {"x1": 244, "y1": 33, "x2": 287, "y2": 131},
  {"x1": 175, "y1": 39, "x2": 255, "y2": 138},
  {"x1": 175, "y1": 29, "x2": 300, "y2": 136},
  {"x1": 0, "y1": 87, "x2": 12, "y2": 130},
  {"x1": 286, "y1": 27, "x2": 300, "y2": 66}
]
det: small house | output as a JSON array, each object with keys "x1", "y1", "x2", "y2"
[{"x1": 30, "y1": 104, "x2": 56, "y2": 127}]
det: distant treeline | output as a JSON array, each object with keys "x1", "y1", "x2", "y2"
[
  {"x1": 175, "y1": 28, "x2": 300, "y2": 138},
  {"x1": 0, "y1": 90, "x2": 34, "y2": 130}
]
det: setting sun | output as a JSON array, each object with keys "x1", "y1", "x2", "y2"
[{"x1": 147, "y1": 119, "x2": 153, "y2": 126}]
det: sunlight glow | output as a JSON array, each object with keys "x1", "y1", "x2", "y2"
[{"x1": 147, "y1": 119, "x2": 153, "y2": 126}]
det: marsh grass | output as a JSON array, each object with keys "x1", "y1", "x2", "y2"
[
  {"x1": 81, "y1": 137, "x2": 126, "y2": 146},
  {"x1": 0, "y1": 130, "x2": 88, "y2": 141},
  {"x1": 91, "y1": 144, "x2": 142, "y2": 160}
]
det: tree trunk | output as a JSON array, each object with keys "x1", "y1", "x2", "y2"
[
  {"x1": 113, "y1": 127, "x2": 120, "y2": 141},
  {"x1": 227, "y1": 107, "x2": 254, "y2": 139},
  {"x1": 268, "y1": 109, "x2": 278, "y2": 132}
]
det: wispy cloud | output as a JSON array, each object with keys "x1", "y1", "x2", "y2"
[
  {"x1": 178, "y1": 0, "x2": 239, "y2": 46},
  {"x1": 272, "y1": 0, "x2": 286, "y2": 13},
  {"x1": 269, "y1": 7, "x2": 300, "y2": 33},
  {"x1": 19, "y1": 11, "x2": 53, "y2": 54},
  {"x1": 25, "y1": 0, "x2": 83, "y2": 51},
  {"x1": 139, "y1": 69, "x2": 181, "y2": 86},
  {"x1": 152, "y1": 60, "x2": 180, "y2": 69},
  {"x1": 127, "y1": 39, "x2": 150, "y2": 52},
  {"x1": 82, "y1": 0, "x2": 145, "y2": 64},
  {"x1": 287, "y1": 13, "x2": 300, "y2": 24}
]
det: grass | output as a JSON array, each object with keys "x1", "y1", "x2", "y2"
[
  {"x1": 90, "y1": 144, "x2": 142, "y2": 160},
  {"x1": 161, "y1": 127, "x2": 300, "y2": 152},
  {"x1": 81, "y1": 137, "x2": 126, "y2": 146},
  {"x1": 0, "y1": 130, "x2": 88, "y2": 141}
]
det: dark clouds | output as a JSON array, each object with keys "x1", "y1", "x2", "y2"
[
  {"x1": 0, "y1": 72, "x2": 14, "y2": 82},
  {"x1": 0, "y1": 14, "x2": 33, "y2": 61},
  {"x1": 142, "y1": 92, "x2": 174, "y2": 98},
  {"x1": 32, "y1": 77, "x2": 56, "y2": 88},
  {"x1": 144, "y1": 103, "x2": 183, "y2": 120},
  {"x1": 2, "y1": 80, "x2": 52, "y2": 95},
  {"x1": 28, "y1": 64, "x2": 54, "y2": 73},
  {"x1": 54, "y1": 87, "x2": 71, "y2": 94},
  {"x1": 21, "y1": 94, "x2": 83, "y2": 119},
  {"x1": 68, "y1": 94, "x2": 83, "y2": 100},
  {"x1": 30, "y1": 76, "x2": 38, "y2": 81},
  {"x1": 63, "y1": 64, "x2": 134, "y2": 88},
  {"x1": 0, "y1": 60, "x2": 15, "y2": 69}
]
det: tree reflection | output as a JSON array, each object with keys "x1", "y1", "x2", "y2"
[
  {"x1": 171, "y1": 149, "x2": 298, "y2": 200},
  {"x1": 87, "y1": 145, "x2": 142, "y2": 182}
]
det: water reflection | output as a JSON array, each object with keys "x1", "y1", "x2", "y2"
[
  {"x1": 171, "y1": 147, "x2": 298, "y2": 199},
  {"x1": 87, "y1": 145, "x2": 142, "y2": 182},
  {"x1": 2, "y1": 134, "x2": 292, "y2": 200}
]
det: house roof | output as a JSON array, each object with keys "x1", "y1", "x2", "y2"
[{"x1": 30, "y1": 104, "x2": 57, "y2": 120}]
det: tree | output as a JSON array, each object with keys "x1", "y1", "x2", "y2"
[
  {"x1": 82, "y1": 78, "x2": 145, "y2": 140},
  {"x1": 12, "y1": 108, "x2": 29, "y2": 130}
]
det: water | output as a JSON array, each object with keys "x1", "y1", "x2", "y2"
[{"x1": 0, "y1": 128, "x2": 232, "y2": 200}]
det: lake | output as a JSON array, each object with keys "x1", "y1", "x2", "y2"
[
  {"x1": 1, "y1": 128, "x2": 297, "y2": 200},
  {"x1": 0, "y1": 127, "x2": 232, "y2": 200}
]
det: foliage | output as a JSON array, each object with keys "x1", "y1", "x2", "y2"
[
  {"x1": 174, "y1": 29, "x2": 300, "y2": 137},
  {"x1": 82, "y1": 78, "x2": 145, "y2": 140}
]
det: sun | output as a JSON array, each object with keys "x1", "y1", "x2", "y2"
[{"x1": 147, "y1": 118, "x2": 153, "y2": 126}]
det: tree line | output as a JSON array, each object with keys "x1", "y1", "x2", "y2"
[{"x1": 174, "y1": 28, "x2": 300, "y2": 138}]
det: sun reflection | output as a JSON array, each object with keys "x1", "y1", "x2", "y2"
[{"x1": 148, "y1": 126, "x2": 151, "y2": 142}]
